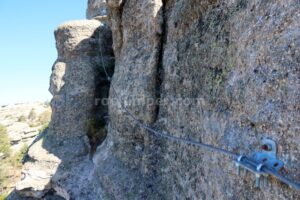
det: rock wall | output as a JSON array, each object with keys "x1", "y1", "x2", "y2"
[
  {"x1": 93, "y1": 0, "x2": 164, "y2": 198},
  {"x1": 14, "y1": 0, "x2": 300, "y2": 199},
  {"x1": 93, "y1": 0, "x2": 300, "y2": 199},
  {"x1": 15, "y1": 15, "x2": 114, "y2": 199},
  {"x1": 87, "y1": 0, "x2": 107, "y2": 19},
  {"x1": 156, "y1": 1, "x2": 300, "y2": 199}
]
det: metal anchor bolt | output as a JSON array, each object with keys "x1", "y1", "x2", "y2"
[
  {"x1": 263, "y1": 176, "x2": 269, "y2": 187},
  {"x1": 255, "y1": 174, "x2": 261, "y2": 188},
  {"x1": 236, "y1": 155, "x2": 245, "y2": 176},
  {"x1": 255, "y1": 163, "x2": 264, "y2": 188},
  {"x1": 235, "y1": 163, "x2": 241, "y2": 176}
]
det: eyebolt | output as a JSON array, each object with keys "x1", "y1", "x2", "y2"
[
  {"x1": 255, "y1": 174, "x2": 261, "y2": 188},
  {"x1": 235, "y1": 163, "x2": 241, "y2": 176}
]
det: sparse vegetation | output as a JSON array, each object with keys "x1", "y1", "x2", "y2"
[
  {"x1": 18, "y1": 115, "x2": 27, "y2": 122},
  {"x1": 27, "y1": 109, "x2": 51, "y2": 128},
  {"x1": 87, "y1": 118, "x2": 107, "y2": 155},
  {"x1": 39, "y1": 123, "x2": 49, "y2": 133},
  {"x1": 8, "y1": 144, "x2": 28, "y2": 168},
  {"x1": 0, "y1": 124, "x2": 28, "y2": 196},
  {"x1": 28, "y1": 122, "x2": 40, "y2": 128},
  {"x1": 0, "y1": 193, "x2": 8, "y2": 200},
  {"x1": 0, "y1": 143, "x2": 28, "y2": 196},
  {"x1": 0, "y1": 102, "x2": 51, "y2": 196},
  {"x1": 0, "y1": 124, "x2": 10, "y2": 158},
  {"x1": 38, "y1": 110, "x2": 52, "y2": 125},
  {"x1": 28, "y1": 108, "x2": 37, "y2": 121},
  {"x1": 4, "y1": 115, "x2": 12, "y2": 119}
]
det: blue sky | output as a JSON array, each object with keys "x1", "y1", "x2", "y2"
[{"x1": 0, "y1": 0, "x2": 87, "y2": 105}]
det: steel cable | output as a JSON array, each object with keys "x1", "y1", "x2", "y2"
[{"x1": 98, "y1": 41, "x2": 300, "y2": 192}]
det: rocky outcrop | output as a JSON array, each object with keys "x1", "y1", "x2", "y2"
[
  {"x1": 0, "y1": 102, "x2": 51, "y2": 152},
  {"x1": 15, "y1": 0, "x2": 300, "y2": 199},
  {"x1": 50, "y1": 20, "x2": 103, "y2": 138},
  {"x1": 16, "y1": 139, "x2": 60, "y2": 198},
  {"x1": 16, "y1": 17, "x2": 114, "y2": 199}
]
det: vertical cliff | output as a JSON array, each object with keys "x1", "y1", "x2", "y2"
[
  {"x1": 93, "y1": 0, "x2": 300, "y2": 199},
  {"x1": 14, "y1": 0, "x2": 300, "y2": 199}
]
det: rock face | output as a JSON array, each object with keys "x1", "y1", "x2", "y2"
[
  {"x1": 50, "y1": 20, "x2": 103, "y2": 138},
  {"x1": 92, "y1": 0, "x2": 164, "y2": 198},
  {"x1": 87, "y1": 0, "x2": 107, "y2": 19},
  {"x1": 93, "y1": 0, "x2": 300, "y2": 199},
  {"x1": 15, "y1": 18, "x2": 114, "y2": 199},
  {"x1": 15, "y1": 0, "x2": 300, "y2": 199}
]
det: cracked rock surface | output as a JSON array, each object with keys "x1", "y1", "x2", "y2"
[
  {"x1": 13, "y1": 0, "x2": 300, "y2": 199},
  {"x1": 94, "y1": 0, "x2": 300, "y2": 199}
]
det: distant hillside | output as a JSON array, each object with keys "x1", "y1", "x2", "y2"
[
  {"x1": 0, "y1": 102, "x2": 51, "y2": 152},
  {"x1": 0, "y1": 102, "x2": 51, "y2": 198}
]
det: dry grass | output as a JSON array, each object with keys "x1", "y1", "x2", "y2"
[{"x1": 0, "y1": 125, "x2": 28, "y2": 197}]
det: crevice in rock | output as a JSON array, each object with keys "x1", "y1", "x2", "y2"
[
  {"x1": 87, "y1": 24, "x2": 115, "y2": 158},
  {"x1": 154, "y1": 0, "x2": 167, "y2": 123}
]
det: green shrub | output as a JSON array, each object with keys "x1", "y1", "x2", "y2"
[
  {"x1": 0, "y1": 164, "x2": 9, "y2": 192},
  {"x1": 4, "y1": 115, "x2": 12, "y2": 119},
  {"x1": 8, "y1": 144, "x2": 28, "y2": 168},
  {"x1": 29, "y1": 122, "x2": 40, "y2": 128},
  {"x1": 87, "y1": 118, "x2": 107, "y2": 155},
  {"x1": 0, "y1": 124, "x2": 10, "y2": 158},
  {"x1": 0, "y1": 127, "x2": 28, "y2": 196},
  {"x1": 0, "y1": 193, "x2": 8, "y2": 200},
  {"x1": 18, "y1": 115, "x2": 27, "y2": 122},
  {"x1": 39, "y1": 123, "x2": 49, "y2": 132}
]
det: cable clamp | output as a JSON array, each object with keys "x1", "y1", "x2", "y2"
[{"x1": 235, "y1": 138, "x2": 284, "y2": 189}]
